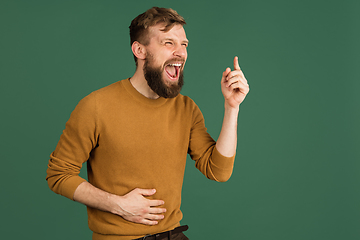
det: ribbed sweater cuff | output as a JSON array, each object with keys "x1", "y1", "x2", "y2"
[
  {"x1": 61, "y1": 176, "x2": 87, "y2": 200},
  {"x1": 212, "y1": 146, "x2": 235, "y2": 169}
]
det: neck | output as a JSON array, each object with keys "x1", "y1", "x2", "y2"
[{"x1": 130, "y1": 67, "x2": 160, "y2": 99}]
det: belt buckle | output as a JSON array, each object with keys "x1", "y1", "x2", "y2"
[{"x1": 142, "y1": 234, "x2": 151, "y2": 240}]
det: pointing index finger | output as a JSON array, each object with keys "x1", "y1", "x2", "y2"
[{"x1": 233, "y1": 56, "x2": 241, "y2": 70}]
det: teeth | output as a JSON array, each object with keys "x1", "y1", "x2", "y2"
[{"x1": 169, "y1": 63, "x2": 182, "y2": 67}]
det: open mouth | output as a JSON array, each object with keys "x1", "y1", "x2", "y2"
[{"x1": 165, "y1": 63, "x2": 182, "y2": 81}]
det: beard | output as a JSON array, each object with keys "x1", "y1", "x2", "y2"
[{"x1": 143, "y1": 53, "x2": 184, "y2": 99}]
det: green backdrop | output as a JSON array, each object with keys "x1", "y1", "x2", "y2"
[{"x1": 1, "y1": 0, "x2": 359, "y2": 239}]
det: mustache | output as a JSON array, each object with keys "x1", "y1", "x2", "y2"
[{"x1": 164, "y1": 58, "x2": 186, "y2": 65}]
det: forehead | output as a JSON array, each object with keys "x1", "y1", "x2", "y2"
[{"x1": 148, "y1": 23, "x2": 188, "y2": 42}]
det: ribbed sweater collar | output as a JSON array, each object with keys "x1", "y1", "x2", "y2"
[{"x1": 121, "y1": 78, "x2": 168, "y2": 107}]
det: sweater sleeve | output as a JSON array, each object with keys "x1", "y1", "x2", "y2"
[
  {"x1": 46, "y1": 93, "x2": 98, "y2": 200},
  {"x1": 188, "y1": 103, "x2": 235, "y2": 182}
]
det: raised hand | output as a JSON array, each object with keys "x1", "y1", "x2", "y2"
[
  {"x1": 116, "y1": 188, "x2": 166, "y2": 225},
  {"x1": 221, "y1": 56, "x2": 249, "y2": 109}
]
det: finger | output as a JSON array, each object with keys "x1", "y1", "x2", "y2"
[
  {"x1": 226, "y1": 72, "x2": 247, "y2": 86},
  {"x1": 225, "y1": 70, "x2": 242, "y2": 81},
  {"x1": 225, "y1": 75, "x2": 244, "y2": 88},
  {"x1": 227, "y1": 81, "x2": 240, "y2": 89},
  {"x1": 144, "y1": 213, "x2": 165, "y2": 220},
  {"x1": 139, "y1": 218, "x2": 159, "y2": 225},
  {"x1": 124, "y1": 215, "x2": 158, "y2": 225},
  {"x1": 136, "y1": 188, "x2": 156, "y2": 196},
  {"x1": 240, "y1": 77, "x2": 249, "y2": 86},
  {"x1": 222, "y1": 67, "x2": 231, "y2": 83},
  {"x1": 231, "y1": 75, "x2": 248, "y2": 86},
  {"x1": 228, "y1": 81, "x2": 249, "y2": 92},
  {"x1": 148, "y1": 207, "x2": 167, "y2": 214},
  {"x1": 148, "y1": 199, "x2": 165, "y2": 207},
  {"x1": 233, "y1": 56, "x2": 241, "y2": 70}
]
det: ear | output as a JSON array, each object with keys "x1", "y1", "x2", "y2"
[{"x1": 131, "y1": 41, "x2": 146, "y2": 61}]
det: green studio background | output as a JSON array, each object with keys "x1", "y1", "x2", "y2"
[{"x1": 1, "y1": 0, "x2": 359, "y2": 239}]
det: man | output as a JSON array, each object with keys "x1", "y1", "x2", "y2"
[{"x1": 46, "y1": 7, "x2": 249, "y2": 240}]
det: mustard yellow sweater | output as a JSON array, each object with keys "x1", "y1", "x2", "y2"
[{"x1": 46, "y1": 79, "x2": 235, "y2": 239}]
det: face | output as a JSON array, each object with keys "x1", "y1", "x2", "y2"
[{"x1": 143, "y1": 24, "x2": 188, "y2": 98}]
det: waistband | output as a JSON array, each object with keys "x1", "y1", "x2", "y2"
[{"x1": 133, "y1": 225, "x2": 189, "y2": 240}]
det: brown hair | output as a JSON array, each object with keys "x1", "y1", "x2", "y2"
[{"x1": 129, "y1": 7, "x2": 186, "y2": 62}]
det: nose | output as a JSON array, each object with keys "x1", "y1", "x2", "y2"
[{"x1": 173, "y1": 44, "x2": 187, "y2": 59}]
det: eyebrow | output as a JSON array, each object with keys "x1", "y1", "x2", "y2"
[{"x1": 162, "y1": 38, "x2": 189, "y2": 44}]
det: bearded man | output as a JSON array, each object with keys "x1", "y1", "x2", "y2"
[{"x1": 46, "y1": 6, "x2": 249, "y2": 240}]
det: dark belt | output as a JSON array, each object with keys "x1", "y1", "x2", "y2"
[{"x1": 134, "y1": 225, "x2": 189, "y2": 240}]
